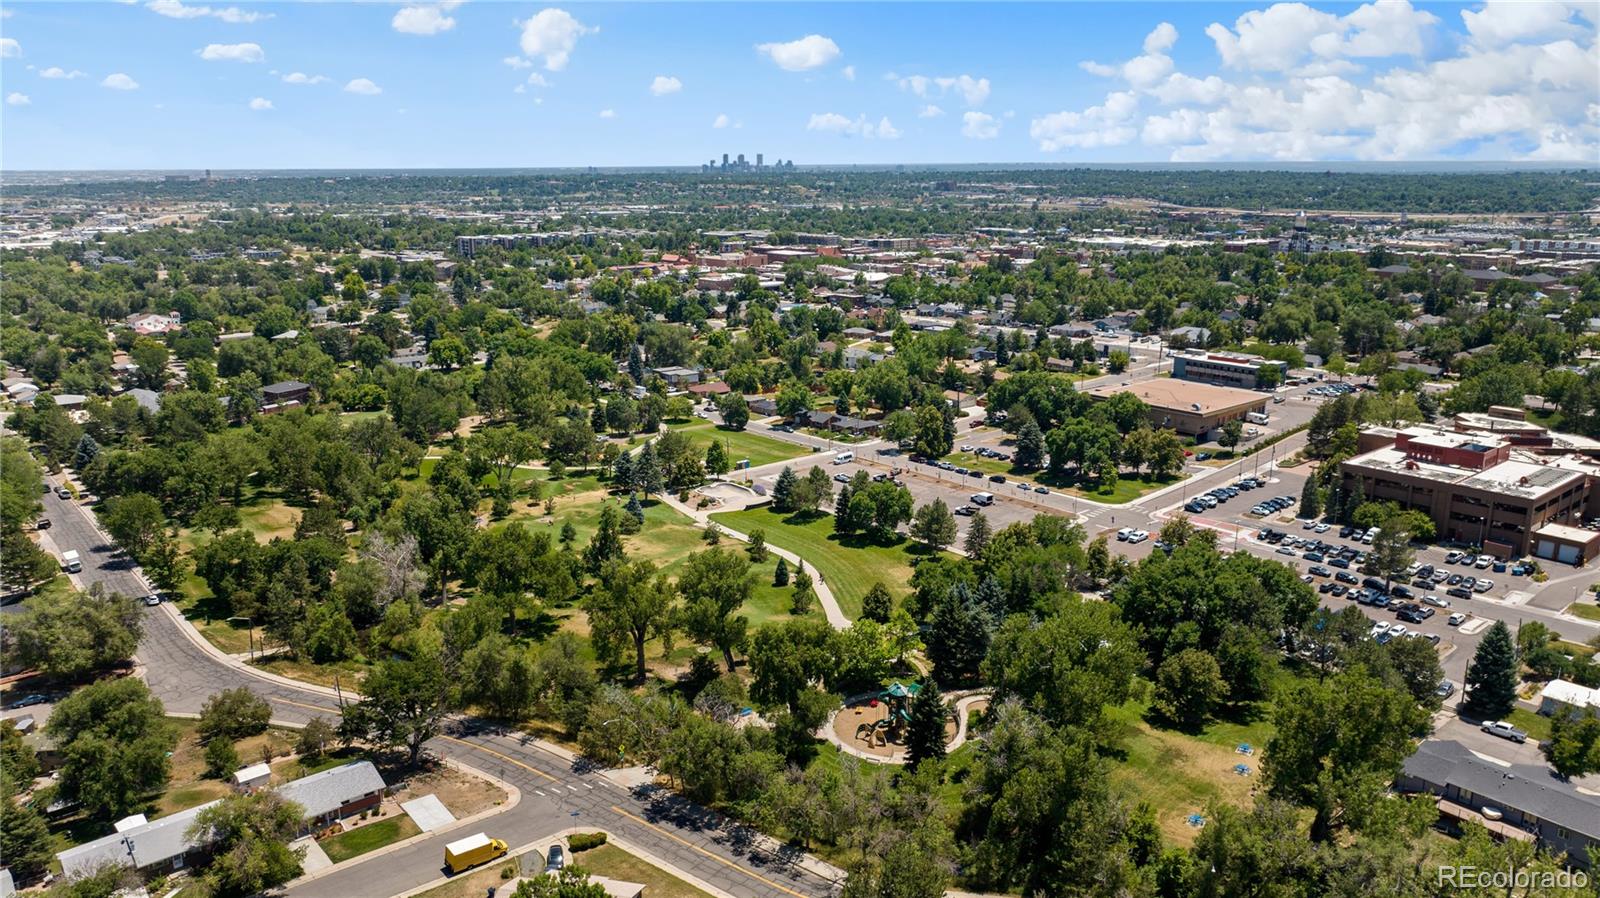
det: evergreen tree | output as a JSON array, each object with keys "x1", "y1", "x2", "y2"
[
  {"x1": 773, "y1": 557, "x2": 790, "y2": 587},
  {"x1": 926, "y1": 588, "x2": 988, "y2": 686},
  {"x1": 1300, "y1": 476, "x2": 1322, "y2": 519},
  {"x1": 585, "y1": 504, "x2": 627, "y2": 573},
  {"x1": 73, "y1": 433, "x2": 100, "y2": 471},
  {"x1": 591, "y1": 403, "x2": 608, "y2": 435},
  {"x1": 746, "y1": 528, "x2": 769, "y2": 563},
  {"x1": 964, "y1": 510, "x2": 992, "y2": 557},
  {"x1": 861, "y1": 582, "x2": 894, "y2": 623},
  {"x1": 905, "y1": 679, "x2": 948, "y2": 770},
  {"x1": 975, "y1": 576, "x2": 1008, "y2": 625},
  {"x1": 634, "y1": 444, "x2": 664, "y2": 498},
  {"x1": 1463, "y1": 620, "x2": 1519, "y2": 719},
  {"x1": 791, "y1": 568, "x2": 815, "y2": 615},
  {"x1": 612, "y1": 451, "x2": 635, "y2": 491},
  {"x1": 628, "y1": 344, "x2": 645, "y2": 383},
  {"x1": 833, "y1": 482, "x2": 855, "y2": 535},
  {"x1": 559, "y1": 520, "x2": 578, "y2": 549},
  {"x1": 772, "y1": 466, "x2": 798, "y2": 513},
  {"x1": 0, "y1": 795, "x2": 52, "y2": 882},
  {"x1": 1340, "y1": 477, "x2": 1365, "y2": 524},
  {"x1": 1014, "y1": 418, "x2": 1046, "y2": 470},
  {"x1": 624, "y1": 492, "x2": 645, "y2": 525}
]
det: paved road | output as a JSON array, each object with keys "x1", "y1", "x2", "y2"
[{"x1": 39, "y1": 480, "x2": 842, "y2": 898}]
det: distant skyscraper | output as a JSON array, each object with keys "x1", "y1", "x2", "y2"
[
  {"x1": 756, "y1": 153, "x2": 764, "y2": 167},
  {"x1": 722, "y1": 153, "x2": 729, "y2": 167},
  {"x1": 737, "y1": 154, "x2": 746, "y2": 166}
]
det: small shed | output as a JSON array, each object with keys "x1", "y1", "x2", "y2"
[{"x1": 233, "y1": 762, "x2": 271, "y2": 793}]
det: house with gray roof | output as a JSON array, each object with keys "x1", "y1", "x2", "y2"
[
  {"x1": 56, "y1": 799, "x2": 221, "y2": 879},
  {"x1": 1397, "y1": 739, "x2": 1599, "y2": 866},
  {"x1": 276, "y1": 760, "x2": 389, "y2": 829}
]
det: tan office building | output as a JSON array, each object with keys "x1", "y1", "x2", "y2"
[{"x1": 1085, "y1": 380, "x2": 1267, "y2": 438}]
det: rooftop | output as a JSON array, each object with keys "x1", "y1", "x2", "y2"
[
  {"x1": 1401, "y1": 739, "x2": 1600, "y2": 839},
  {"x1": 1085, "y1": 379, "x2": 1265, "y2": 415},
  {"x1": 275, "y1": 761, "x2": 387, "y2": 819}
]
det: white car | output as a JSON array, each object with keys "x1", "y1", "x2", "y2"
[
  {"x1": 1116, "y1": 527, "x2": 1134, "y2": 541},
  {"x1": 1474, "y1": 579, "x2": 1493, "y2": 593},
  {"x1": 1127, "y1": 530, "x2": 1150, "y2": 544},
  {"x1": 1447, "y1": 612, "x2": 1467, "y2": 626},
  {"x1": 960, "y1": 445, "x2": 975, "y2": 453},
  {"x1": 1475, "y1": 556, "x2": 1493, "y2": 569}
]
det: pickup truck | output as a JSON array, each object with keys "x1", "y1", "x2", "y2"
[{"x1": 1480, "y1": 720, "x2": 1528, "y2": 744}]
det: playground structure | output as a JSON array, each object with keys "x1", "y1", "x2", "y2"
[{"x1": 827, "y1": 685, "x2": 988, "y2": 764}]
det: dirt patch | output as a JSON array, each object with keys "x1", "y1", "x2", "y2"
[{"x1": 393, "y1": 763, "x2": 509, "y2": 818}]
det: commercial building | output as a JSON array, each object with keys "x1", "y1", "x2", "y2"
[
  {"x1": 1085, "y1": 380, "x2": 1267, "y2": 438},
  {"x1": 1170, "y1": 349, "x2": 1288, "y2": 389},
  {"x1": 1397, "y1": 739, "x2": 1599, "y2": 867},
  {"x1": 1338, "y1": 423, "x2": 1600, "y2": 561}
]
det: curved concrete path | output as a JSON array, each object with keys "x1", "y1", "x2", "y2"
[{"x1": 821, "y1": 689, "x2": 992, "y2": 765}]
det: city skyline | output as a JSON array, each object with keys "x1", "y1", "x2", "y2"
[{"x1": 0, "y1": 1, "x2": 1596, "y2": 169}]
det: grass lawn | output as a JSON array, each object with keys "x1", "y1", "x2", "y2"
[
  {"x1": 669, "y1": 420, "x2": 811, "y2": 470},
  {"x1": 575, "y1": 843, "x2": 716, "y2": 898},
  {"x1": 252, "y1": 655, "x2": 369, "y2": 690},
  {"x1": 709, "y1": 505, "x2": 942, "y2": 619},
  {"x1": 941, "y1": 451, "x2": 1175, "y2": 504},
  {"x1": 1567, "y1": 601, "x2": 1600, "y2": 622},
  {"x1": 410, "y1": 863, "x2": 522, "y2": 898},
  {"x1": 320, "y1": 816, "x2": 421, "y2": 863},
  {"x1": 1507, "y1": 707, "x2": 1554, "y2": 742},
  {"x1": 1102, "y1": 692, "x2": 1275, "y2": 846}
]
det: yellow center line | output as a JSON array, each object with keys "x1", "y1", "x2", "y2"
[
  {"x1": 440, "y1": 735, "x2": 559, "y2": 783},
  {"x1": 610, "y1": 805, "x2": 811, "y2": 898},
  {"x1": 268, "y1": 696, "x2": 342, "y2": 715}
]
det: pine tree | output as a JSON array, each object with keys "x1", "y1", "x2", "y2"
[
  {"x1": 591, "y1": 403, "x2": 608, "y2": 435},
  {"x1": 964, "y1": 511, "x2": 992, "y2": 557},
  {"x1": 861, "y1": 582, "x2": 893, "y2": 623},
  {"x1": 625, "y1": 492, "x2": 645, "y2": 525},
  {"x1": 635, "y1": 444, "x2": 664, "y2": 498},
  {"x1": 628, "y1": 344, "x2": 645, "y2": 383},
  {"x1": 975, "y1": 576, "x2": 1008, "y2": 625},
  {"x1": 1300, "y1": 476, "x2": 1322, "y2": 519},
  {"x1": 73, "y1": 433, "x2": 100, "y2": 471},
  {"x1": 585, "y1": 504, "x2": 627, "y2": 573},
  {"x1": 1463, "y1": 620, "x2": 1520, "y2": 719},
  {"x1": 1014, "y1": 418, "x2": 1046, "y2": 470},
  {"x1": 905, "y1": 679, "x2": 948, "y2": 770},
  {"x1": 1341, "y1": 477, "x2": 1365, "y2": 524},
  {"x1": 926, "y1": 589, "x2": 988, "y2": 686},
  {"x1": 612, "y1": 451, "x2": 635, "y2": 492},
  {"x1": 833, "y1": 482, "x2": 855, "y2": 535},
  {"x1": 772, "y1": 466, "x2": 798, "y2": 513},
  {"x1": 791, "y1": 568, "x2": 815, "y2": 615},
  {"x1": 774, "y1": 557, "x2": 790, "y2": 587},
  {"x1": 746, "y1": 528, "x2": 768, "y2": 563}
]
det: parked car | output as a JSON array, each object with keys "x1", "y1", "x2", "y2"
[
  {"x1": 1116, "y1": 527, "x2": 1133, "y2": 541},
  {"x1": 1447, "y1": 612, "x2": 1467, "y2": 626},
  {"x1": 35, "y1": 517, "x2": 50, "y2": 530},
  {"x1": 989, "y1": 474, "x2": 1007, "y2": 483},
  {"x1": 1422, "y1": 594, "x2": 1450, "y2": 608},
  {"x1": 1127, "y1": 530, "x2": 1149, "y2": 544},
  {"x1": 545, "y1": 844, "x2": 566, "y2": 873},
  {"x1": 1436, "y1": 680, "x2": 1456, "y2": 698},
  {"x1": 954, "y1": 506, "x2": 975, "y2": 516},
  {"x1": 143, "y1": 593, "x2": 162, "y2": 607},
  {"x1": 1480, "y1": 721, "x2": 1528, "y2": 744}
]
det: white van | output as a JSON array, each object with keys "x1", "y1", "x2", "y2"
[
  {"x1": 61, "y1": 549, "x2": 82, "y2": 573},
  {"x1": 832, "y1": 451, "x2": 855, "y2": 465},
  {"x1": 970, "y1": 492, "x2": 995, "y2": 506},
  {"x1": 1245, "y1": 411, "x2": 1270, "y2": 425}
]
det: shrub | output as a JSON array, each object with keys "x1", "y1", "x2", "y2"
[{"x1": 568, "y1": 832, "x2": 608, "y2": 852}]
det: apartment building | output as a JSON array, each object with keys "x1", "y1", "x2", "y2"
[{"x1": 1170, "y1": 349, "x2": 1287, "y2": 389}]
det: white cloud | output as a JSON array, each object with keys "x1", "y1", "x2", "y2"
[
  {"x1": 101, "y1": 73, "x2": 140, "y2": 90},
  {"x1": 806, "y1": 112, "x2": 900, "y2": 139},
  {"x1": 146, "y1": 0, "x2": 270, "y2": 23},
  {"x1": 7, "y1": 92, "x2": 30, "y2": 106},
  {"x1": 0, "y1": 38, "x2": 20, "y2": 58},
  {"x1": 344, "y1": 78, "x2": 382, "y2": 96},
  {"x1": 841, "y1": 65, "x2": 855, "y2": 80},
  {"x1": 599, "y1": 108, "x2": 616, "y2": 119},
  {"x1": 1462, "y1": 0, "x2": 1591, "y2": 47},
  {"x1": 392, "y1": 3, "x2": 459, "y2": 36},
  {"x1": 513, "y1": 84, "x2": 525, "y2": 94},
  {"x1": 1030, "y1": 90, "x2": 1140, "y2": 150},
  {"x1": 1205, "y1": 1, "x2": 1438, "y2": 71},
  {"x1": 519, "y1": 8, "x2": 595, "y2": 72},
  {"x1": 503, "y1": 55, "x2": 531, "y2": 69},
  {"x1": 896, "y1": 73, "x2": 991, "y2": 106},
  {"x1": 756, "y1": 34, "x2": 840, "y2": 71},
  {"x1": 199, "y1": 42, "x2": 264, "y2": 63},
  {"x1": 712, "y1": 113, "x2": 731, "y2": 129},
  {"x1": 918, "y1": 104, "x2": 945, "y2": 118},
  {"x1": 282, "y1": 72, "x2": 328, "y2": 85},
  {"x1": 650, "y1": 75, "x2": 682, "y2": 96},
  {"x1": 526, "y1": 72, "x2": 549, "y2": 88},
  {"x1": 248, "y1": 96, "x2": 272, "y2": 110},
  {"x1": 1144, "y1": 21, "x2": 1179, "y2": 54},
  {"x1": 1149, "y1": 72, "x2": 1230, "y2": 105},
  {"x1": 1081, "y1": 22, "x2": 1179, "y2": 87},
  {"x1": 962, "y1": 111, "x2": 1000, "y2": 139},
  {"x1": 39, "y1": 67, "x2": 86, "y2": 79}
]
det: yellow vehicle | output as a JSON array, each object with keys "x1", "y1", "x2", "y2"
[{"x1": 444, "y1": 833, "x2": 509, "y2": 874}]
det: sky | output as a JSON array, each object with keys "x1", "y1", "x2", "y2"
[{"x1": 1, "y1": 0, "x2": 1596, "y2": 169}]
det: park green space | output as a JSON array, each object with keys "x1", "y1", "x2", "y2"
[
  {"x1": 943, "y1": 450, "x2": 1177, "y2": 504},
  {"x1": 709, "y1": 505, "x2": 937, "y2": 619},
  {"x1": 667, "y1": 420, "x2": 812, "y2": 470}
]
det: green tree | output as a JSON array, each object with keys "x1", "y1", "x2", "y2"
[
  {"x1": 296, "y1": 717, "x2": 337, "y2": 759},
  {"x1": 705, "y1": 440, "x2": 731, "y2": 477},
  {"x1": 1543, "y1": 707, "x2": 1600, "y2": 778},
  {"x1": 984, "y1": 601, "x2": 1142, "y2": 728},
  {"x1": 1462, "y1": 620, "x2": 1520, "y2": 720},
  {"x1": 198, "y1": 688, "x2": 272, "y2": 743},
  {"x1": 1153, "y1": 648, "x2": 1228, "y2": 729},
  {"x1": 510, "y1": 867, "x2": 609, "y2": 898},
  {"x1": 1368, "y1": 515, "x2": 1416, "y2": 590},
  {"x1": 913, "y1": 404, "x2": 954, "y2": 459},
  {"x1": 910, "y1": 499, "x2": 957, "y2": 551},
  {"x1": 589, "y1": 559, "x2": 677, "y2": 683},
  {"x1": 48, "y1": 678, "x2": 176, "y2": 819},
  {"x1": 964, "y1": 510, "x2": 992, "y2": 556},
  {"x1": 1014, "y1": 418, "x2": 1046, "y2": 470},
  {"x1": 715, "y1": 393, "x2": 750, "y2": 430},
  {"x1": 188, "y1": 792, "x2": 307, "y2": 897},
  {"x1": 746, "y1": 528, "x2": 769, "y2": 563},
  {"x1": 584, "y1": 504, "x2": 627, "y2": 574},
  {"x1": 1217, "y1": 419, "x2": 1244, "y2": 453},
  {"x1": 1300, "y1": 476, "x2": 1322, "y2": 519},
  {"x1": 0, "y1": 795, "x2": 52, "y2": 882},
  {"x1": 678, "y1": 548, "x2": 754, "y2": 672},
  {"x1": 774, "y1": 557, "x2": 790, "y2": 587},
  {"x1": 861, "y1": 582, "x2": 894, "y2": 623},
  {"x1": 343, "y1": 648, "x2": 457, "y2": 766},
  {"x1": 772, "y1": 466, "x2": 798, "y2": 513},
  {"x1": 8, "y1": 586, "x2": 141, "y2": 679},
  {"x1": 904, "y1": 679, "x2": 947, "y2": 770},
  {"x1": 103, "y1": 491, "x2": 166, "y2": 558},
  {"x1": 205, "y1": 737, "x2": 241, "y2": 779}
]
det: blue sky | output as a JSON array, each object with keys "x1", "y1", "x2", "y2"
[{"x1": 1, "y1": 1, "x2": 1596, "y2": 169}]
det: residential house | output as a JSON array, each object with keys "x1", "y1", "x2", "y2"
[
  {"x1": 687, "y1": 381, "x2": 732, "y2": 399},
  {"x1": 1537, "y1": 679, "x2": 1600, "y2": 717},
  {"x1": 261, "y1": 381, "x2": 311, "y2": 409},
  {"x1": 57, "y1": 800, "x2": 221, "y2": 879},
  {"x1": 126, "y1": 311, "x2": 182, "y2": 336},
  {"x1": 276, "y1": 761, "x2": 390, "y2": 832},
  {"x1": 651, "y1": 366, "x2": 701, "y2": 388}
]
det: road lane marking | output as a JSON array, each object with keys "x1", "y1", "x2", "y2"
[
  {"x1": 440, "y1": 736, "x2": 559, "y2": 783},
  {"x1": 535, "y1": 789, "x2": 547, "y2": 796},
  {"x1": 609, "y1": 805, "x2": 811, "y2": 898},
  {"x1": 268, "y1": 696, "x2": 342, "y2": 715},
  {"x1": 583, "y1": 783, "x2": 594, "y2": 789}
]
